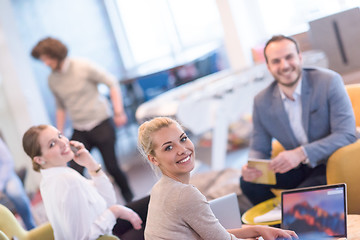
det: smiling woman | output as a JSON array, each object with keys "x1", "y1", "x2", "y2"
[
  {"x1": 137, "y1": 117, "x2": 298, "y2": 240},
  {"x1": 22, "y1": 124, "x2": 149, "y2": 240}
]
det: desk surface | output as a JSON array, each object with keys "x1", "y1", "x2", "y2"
[{"x1": 347, "y1": 214, "x2": 360, "y2": 239}]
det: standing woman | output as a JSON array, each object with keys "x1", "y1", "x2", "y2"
[
  {"x1": 22, "y1": 124, "x2": 148, "y2": 240},
  {"x1": 138, "y1": 117, "x2": 298, "y2": 240}
]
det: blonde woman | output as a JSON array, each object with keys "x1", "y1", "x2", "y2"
[
  {"x1": 22, "y1": 124, "x2": 148, "y2": 240},
  {"x1": 138, "y1": 117, "x2": 298, "y2": 240}
]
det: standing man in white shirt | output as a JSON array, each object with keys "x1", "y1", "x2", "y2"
[
  {"x1": 31, "y1": 37, "x2": 134, "y2": 202},
  {"x1": 241, "y1": 35, "x2": 356, "y2": 205}
]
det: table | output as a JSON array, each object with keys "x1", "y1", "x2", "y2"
[
  {"x1": 347, "y1": 214, "x2": 360, "y2": 239},
  {"x1": 242, "y1": 197, "x2": 281, "y2": 226}
]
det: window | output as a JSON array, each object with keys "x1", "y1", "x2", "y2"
[
  {"x1": 258, "y1": 0, "x2": 360, "y2": 36},
  {"x1": 105, "y1": 0, "x2": 223, "y2": 77}
]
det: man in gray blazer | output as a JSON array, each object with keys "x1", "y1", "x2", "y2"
[{"x1": 240, "y1": 35, "x2": 356, "y2": 205}]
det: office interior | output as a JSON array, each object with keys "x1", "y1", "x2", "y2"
[{"x1": 1, "y1": 0, "x2": 360, "y2": 227}]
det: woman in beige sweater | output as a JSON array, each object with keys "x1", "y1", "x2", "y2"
[{"x1": 138, "y1": 117, "x2": 298, "y2": 240}]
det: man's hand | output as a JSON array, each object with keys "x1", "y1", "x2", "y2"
[
  {"x1": 269, "y1": 147, "x2": 306, "y2": 174},
  {"x1": 241, "y1": 163, "x2": 263, "y2": 182},
  {"x1": 113, "y1": 112, "x2": 127, "y2": 127}
]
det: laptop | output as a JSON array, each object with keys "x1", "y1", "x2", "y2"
[
  {"x1": 281, "y1": 184, "x2": 347, "y2": 240},
  {"x1": 209, "y1": 192, "x2": 242, "y2": 229}
]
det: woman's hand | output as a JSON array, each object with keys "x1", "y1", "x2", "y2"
[
  {"x1": 109, "y1": 205, "x2": 143, "y2": 230},
  {"x1": 255, "y1": 226, "x2": 298, "y2": 240},
  {"x1": 69, "y1": 140, "x2": 98, "y2": 171},
  {"x1": 229, "y1": 225, "x2": 298, "y2": 240}
]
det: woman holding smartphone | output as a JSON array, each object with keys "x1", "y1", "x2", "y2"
[
  {"x1": 22, "y1": 124, "x2": 148, "y2": 240},
  {"x1": 138, "y1": 117, "x2": 298, "y2": 240}
]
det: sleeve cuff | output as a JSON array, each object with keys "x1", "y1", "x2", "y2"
[
  {"x1": 90, "y1": 209, "x2": 117, "y2": 238},
  {"x1": 301, "y1": 146, "x2": 310, "y2": 164}
]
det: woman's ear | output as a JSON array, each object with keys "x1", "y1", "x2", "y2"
[
  {"x1": 148, "y1": 155, "x2": 159, "y2": 166},
  {"x1": 33, "y1": 156, "x2": 45, "y2": 165}
]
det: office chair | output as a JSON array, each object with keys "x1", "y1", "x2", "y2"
[{"x1": 136, "y1": 71, "x2": 170, "y2": 101}]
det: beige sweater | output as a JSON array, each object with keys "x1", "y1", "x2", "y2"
[
  {"x1": 145, "y1": 175, "x2": 240, "y2": 240},
  {"x1": 48, "y1": 58, "x2": 117, "y2": 130}
]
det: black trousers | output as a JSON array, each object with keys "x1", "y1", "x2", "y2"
[
  {"x1": 240, "y1": 164, "x2": 327, "y2": 205},
  {"x1": 113, "y1": 195, "x2": 150, "y2": 240},
  {"x1": 69, "y1": 118, "x2": 133, "y2": 202}
]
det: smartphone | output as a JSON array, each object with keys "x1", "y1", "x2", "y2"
[{"x1": 70, "y1": 145, "x2": 80, "y2": 156}]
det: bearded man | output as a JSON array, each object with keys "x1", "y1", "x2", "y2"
[{"x1": 240, "y1": 35, "x2": 356, "y2": 205}]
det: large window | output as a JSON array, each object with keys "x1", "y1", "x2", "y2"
[
  {"x1": 105, "y1": 0, "x2": 223, "y2": 77},
  {"x1": 258, "y1": 0, "x2": 360, "y2": 36}
]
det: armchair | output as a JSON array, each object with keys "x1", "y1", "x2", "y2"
[
  {"x1": 326, "y1": 140, "x2": 360, "y2": 214},
  {"x1": 0, "y1": 204, "x2": 120, "y2": 240},
  {"x1": 326, "y1": 83, "x2": 360, "y2": 214},
  {"x1": 0, "y1": 204, "x2": 54, "y2": 240}
]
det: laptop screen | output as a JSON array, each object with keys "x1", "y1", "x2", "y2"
[{"x1": 281, "y1": 184, "x2": 347, "y2": 239}]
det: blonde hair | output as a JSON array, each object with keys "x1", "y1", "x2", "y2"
[
  {"x1": 22, "y1": 124, "x2": 49, "y2": 172},
  {"x1": 137, "y1": 117, "x2": 181, "y2": 174}
]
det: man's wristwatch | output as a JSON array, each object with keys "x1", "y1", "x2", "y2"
[
  {"x1": 302, "y1": 157, "x2": 310, "y2": 164},
  {"x1": 300, "y1": 146, "x2": 310, "y2": 164}
]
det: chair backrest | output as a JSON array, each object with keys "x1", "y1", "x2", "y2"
[
  {"x1": 0, "y1": 204, "x2": 54, "y2": 240},
  {"x1": 326, "y1": 84, "x2": 360, "y2": 214},
  {"x1": 0, "y1": 231, "x2": 10, "y2": 240},
  {"x1": 0, "y1": 204, "x2": 27, "y2": 240},
  {"x1": 0, "y1": 204, "x2": 120, "y2": 240},
  {"x1": 345, "y1": 83, "x2": 360, "y2": 126},
  {"x1": 136, "y1": 71, "x2": 170, "y2": 101},
  {"x1": 271, "y1": 140, "x2": 285, "y2": 158},
  {"x1": 326, "y1": 140, "x2": 360, "y2": 214},
  {"x1": 97, "y1": 235, "x2": 120, "y2": 240}
]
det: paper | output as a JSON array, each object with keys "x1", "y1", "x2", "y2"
[
  {"x1": 253, "y1": 204, "x2": 281, "y2": 223},
  {"x1": 247, "y1": 159, "x2": 276, "y2": 185}
]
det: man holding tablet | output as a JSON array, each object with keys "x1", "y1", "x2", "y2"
[{"x1": 240, "y1": 35, "x2": 356, "y2": 205}]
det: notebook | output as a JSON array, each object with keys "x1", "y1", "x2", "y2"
[
  {"x1": 281, "y1": 184, "x2": 347, "y2": 239},
  {"x1": 209, "y1": 192, "x2": 242, "y2": 229},
  {"x1": 247, "y1": 158, "x2": 276, "y2": 185}
]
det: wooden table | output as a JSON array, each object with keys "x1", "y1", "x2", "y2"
[{"x1": 347, "y1": 214, "x2": 360, "y2": 239}]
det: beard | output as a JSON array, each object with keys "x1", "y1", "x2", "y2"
[{"x1": 275, "y1": 67, "x2": 302, "y2": 88}]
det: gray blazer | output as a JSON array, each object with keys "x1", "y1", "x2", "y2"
[{"x1": 249, "y1": 67, "x2": 356, "y2": 167}]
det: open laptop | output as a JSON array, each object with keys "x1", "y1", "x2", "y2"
[
  {"x1": 209, "y1": 192, "x2": 242, "y2": 229},
  {"x1": 281, "y1": 184, "x2": 347, "y2": 240}
]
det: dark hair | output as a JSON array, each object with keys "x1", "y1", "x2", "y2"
[
  {"x1": 263, "y1": 35, "x2": 300, "y2": 63},
  {"x1": 31, "y1": 37, "x2": 68, "y2": 61},
  {"x1": 22, "y1": 125, "x2": 48, "y2": 172}
]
